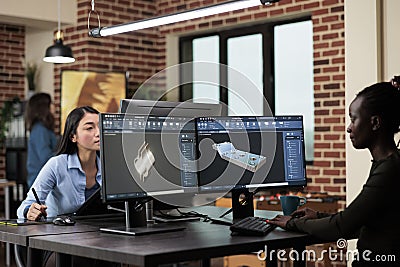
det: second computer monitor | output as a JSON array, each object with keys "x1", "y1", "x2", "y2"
[
  {"x1": 119, "y1": 99, "x2": 223, "y2": 117},
  {"x1": 196, "y1": 116, "x2": 307, "y2": 193}
]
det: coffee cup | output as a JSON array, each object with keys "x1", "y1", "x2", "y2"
[{"x1": 280, "y1": 195, "x2": 307, "y2": 216}]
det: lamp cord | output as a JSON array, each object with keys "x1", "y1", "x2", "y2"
[{"x1": 57, "y1": 0, "x2": 61, "y2": 32}]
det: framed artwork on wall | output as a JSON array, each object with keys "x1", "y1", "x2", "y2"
[{"x1": 60, "y1": 70, "x2": 128, "y2": 132}]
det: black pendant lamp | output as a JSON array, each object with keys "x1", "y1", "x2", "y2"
[{"x1": 43, "y1": 0, "x2": 75, "y2": 64}]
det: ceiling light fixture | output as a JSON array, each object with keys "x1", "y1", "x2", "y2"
[
  {"x1": 43, "y1": 0, "x2": 75, "y2": 63},
  {"x1": 89, "y1": 0, "x2": 279, "y2": 37}
]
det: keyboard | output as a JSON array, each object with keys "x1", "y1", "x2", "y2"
[{"x1": 230, "y1": 216, "x2": 276, "y2": 236}]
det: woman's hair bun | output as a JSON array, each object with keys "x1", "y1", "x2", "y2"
[{"x1": 391, "y1": 75, "x2": 400, "y2": 90}]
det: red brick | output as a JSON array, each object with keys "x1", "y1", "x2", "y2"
[
  {"x1": 306, "y1": 186, "x2": 322, "y2": 192},
  {"x1": 324, "y1": 134, "x2": 340, "y2": 140},
  {"x1": 323, "y1": 169, "x2": 341, "y2": 177},
  {"x1": 323, "y1": 0, "x2": 339, "y2": 6},
  {"x1": 324, "y1": 117, "x2": 341, "y2": 124},
  {"x1": 315, "y1": 143, "x2": 331, "y2": 149},
  {"x1": 304, "y1": 2, "x2": 320, "y2": 9},
  {"x1": 322, "y1": 32, "x2": 339, "y2": 40},
  {"x1": 315, "y1": 178, "x2": 331, "y2": 184},
  {"x1": 286, "y1": 5, "x2": 301, "y2": 12},
  {"x1": 306, "y1": 169, "x2": 320, "y2": 176},
  {"x1": 323, "y1": 186, "x2": 341, "y2": 192},
  {"x1": 324, "y1": 151, "x2": 340, "y2": 158},
  {"x1": 314, "y1": 25, "x2": 329, "y2": 32},
  {"x1": 313, "y1": 161, "x2": 331, "y2": 167}
]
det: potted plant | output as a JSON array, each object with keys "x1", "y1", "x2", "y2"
[
  {"x1": 0, "y1": 100, "x2": 16, "y2": 147},
  {"x1": 25, "y1": 61, "x2": 38, "y2": 93}
]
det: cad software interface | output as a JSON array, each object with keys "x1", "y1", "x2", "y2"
[
  {"x1": 100, "y1": 114, "x2": 306, "y2": 201},
  {"x1": 100, "y1": 114, "x2": 197, "y2": 202},
  {"x1": 196, "y1": 116, "x2": 306, "y2": 192}
]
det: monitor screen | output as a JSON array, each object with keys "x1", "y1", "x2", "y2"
[
  {"x1": 100, "y1": 113, "x2": 198, "y2": 206},
  {"x1": 100, "y1": 114, "x2": 307, "y2": 211},
  {"x1": 196, "y1": 116, "x2": 307, "y2": 193},
  {"x1": 119, "y1": 99, "x2": 223, "y2": 117}
]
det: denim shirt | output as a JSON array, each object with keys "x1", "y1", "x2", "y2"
[
  {"x1": 27, "y1": 122, "x2": 58, "y2": 188},
  {"x1": 17, "y1": 153, "x2": 102, "y2": 218}
]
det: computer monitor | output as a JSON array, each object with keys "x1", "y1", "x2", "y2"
[
  {"x1": 100, "y1": 113, "x2": 306, "y2": 232},
  {"x1": 118, "y1": 99, "x2": 223, "y2": 211},
  {"x1": 195, "y1": 116, "x2": 307, "y2": 219},
  {"x1": 99, "y1": 113, "x2": 198, "y2": 235},
  {"x1": 119, "y1": 99, "x2": 223, "y2": 117}
]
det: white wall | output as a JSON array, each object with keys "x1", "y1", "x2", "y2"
[
  {"x1": 346, "y1": 0, "x2": 400, "y2": 212},
  {"x1": 0, "y1": 0, "x2": 76, "y2": 29},
  {"x1": 25, "y1": 28, "x2": 55, "y2": 98},
  {"x1": 345, "y1": 0, "x2": 400, "y2": 263}
]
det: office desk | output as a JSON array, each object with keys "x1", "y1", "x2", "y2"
[
  {"x1": 0, "y1": 179, "x2": 17, "y2": 266},
  {"x1": 0, "y1": 216, "x2": 123, "y2": 267},
  {"x1": 28, "y1": 207, "x2": 322, "y2": 267}
]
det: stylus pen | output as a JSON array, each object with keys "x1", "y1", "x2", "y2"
[
  {"x1": 32, "y1": 188, "x2": 46, "y2": 218},
  {"x1": 32, "y1": 188, "x2": 42, "y2": 205}
]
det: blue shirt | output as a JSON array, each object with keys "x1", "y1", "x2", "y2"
[
  {"x1": 27, "y1": 122, "x2": 58, "y2": 188},
  {"x1": 17, "y1": 153, "x2": 102, "y2": 218}
]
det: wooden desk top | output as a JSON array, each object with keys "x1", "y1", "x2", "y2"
[
  {"x1": 28, "y1": 206, "x2": 321, "y2": 267},
  {"x1": 0, "y1": 216, "x2": 123, "y2": 246}
]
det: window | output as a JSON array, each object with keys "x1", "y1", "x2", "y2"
[{"x1": 179, "y1": 18, "x2": 314, "y2": 162}]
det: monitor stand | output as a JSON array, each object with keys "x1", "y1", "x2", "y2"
[
  {"x1": 99, "y1": 200, "x2": 186, "y2": 236},
  {"x1": 207, "y1": 190, "x2": 255, "y2": 226},
  {"x1": 231, "y1": 190, "x2": 254, "y2": 222}
]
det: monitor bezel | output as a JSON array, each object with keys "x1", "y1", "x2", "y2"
[
  {"x1": 119, "y1": 99, "x2": 223, "y2": 117},
  {"x1": 195, "y1": 115, "x2": 308, "y2": 195},
  {"x1": 99, "y1": 113, "x2": 198, "y2": 205}
]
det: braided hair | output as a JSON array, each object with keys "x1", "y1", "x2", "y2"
[{"x1": 355, "y1": 76, "x2": 400, "y2": 136}]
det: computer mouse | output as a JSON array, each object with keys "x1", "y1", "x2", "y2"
[{"x1": 52, "y1": 216, "x2": 76, "y2": 226}]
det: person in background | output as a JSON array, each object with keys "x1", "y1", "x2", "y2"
[
  {"x1": 25, "y1": 92, "x2": 58, "y2": 188},
  {"x1": 269, "y1": 77, "x2": 400, "y2": 266}
]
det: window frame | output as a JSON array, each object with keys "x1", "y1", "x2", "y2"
[{"x1": 179, "y1": 17, "x2": 314, "y2": 164}]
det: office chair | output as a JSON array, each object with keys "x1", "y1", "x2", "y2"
[
  {"x1": 14, "y1": 244, "x2": 53, "y2": 267},
  {"x1": 14, "y1": 244, "x2": 26, "y2": 267}
]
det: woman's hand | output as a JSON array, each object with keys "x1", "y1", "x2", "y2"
[
  {"x1": 268, "y1": 215, "x2": 292, "y2": 229},
  {"x1": 27, "y1": 203, "x2": 47, "y2": 221},
  {"x1": 268, "y1": 208, "x2": 319, "y2": 229},
  {"x1": 291, "y1": 207, "x2": 318, "y2": 220}
]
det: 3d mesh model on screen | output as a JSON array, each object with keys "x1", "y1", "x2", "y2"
[
  {"x1": 212, "y1": 142, "x2": 266, "y2": 172},
  {"x1": 134, "y1": 142, "x2": 155, "y2": 182}
]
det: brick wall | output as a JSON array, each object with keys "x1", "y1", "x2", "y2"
[
  {"x1": 0, "y1": 0, "x2": 346, "y2": 206},
  {"x1": 0, "y1": 24, "x2": 25, "y2": 179},
  {"x1": 154, "y1": 0, "x2": 346, "y2": 203}
]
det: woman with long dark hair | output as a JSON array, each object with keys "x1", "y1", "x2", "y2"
[
  {"x1": 25, "y1": 93, "x2": 57, "y2": 188},
  {"x1": 18, "y1": 106, "x2": 100, "y2": 219}
]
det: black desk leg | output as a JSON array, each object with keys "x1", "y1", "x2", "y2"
[
  {"x1": 268, "y1": 254, "x2": 278, "y2": 267},
  {"x1": 56, "y1": 252, "x2": 72, "y2": 267},
  {"x1": 27, "y1": 248, "x2": 43, "y2": 267},
  {"x1": 292, "y1": 245, "x2": 306, "y2": 267},
  {"x1": 201, "y1": 257, "x2": 210, "y2": 267}
]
